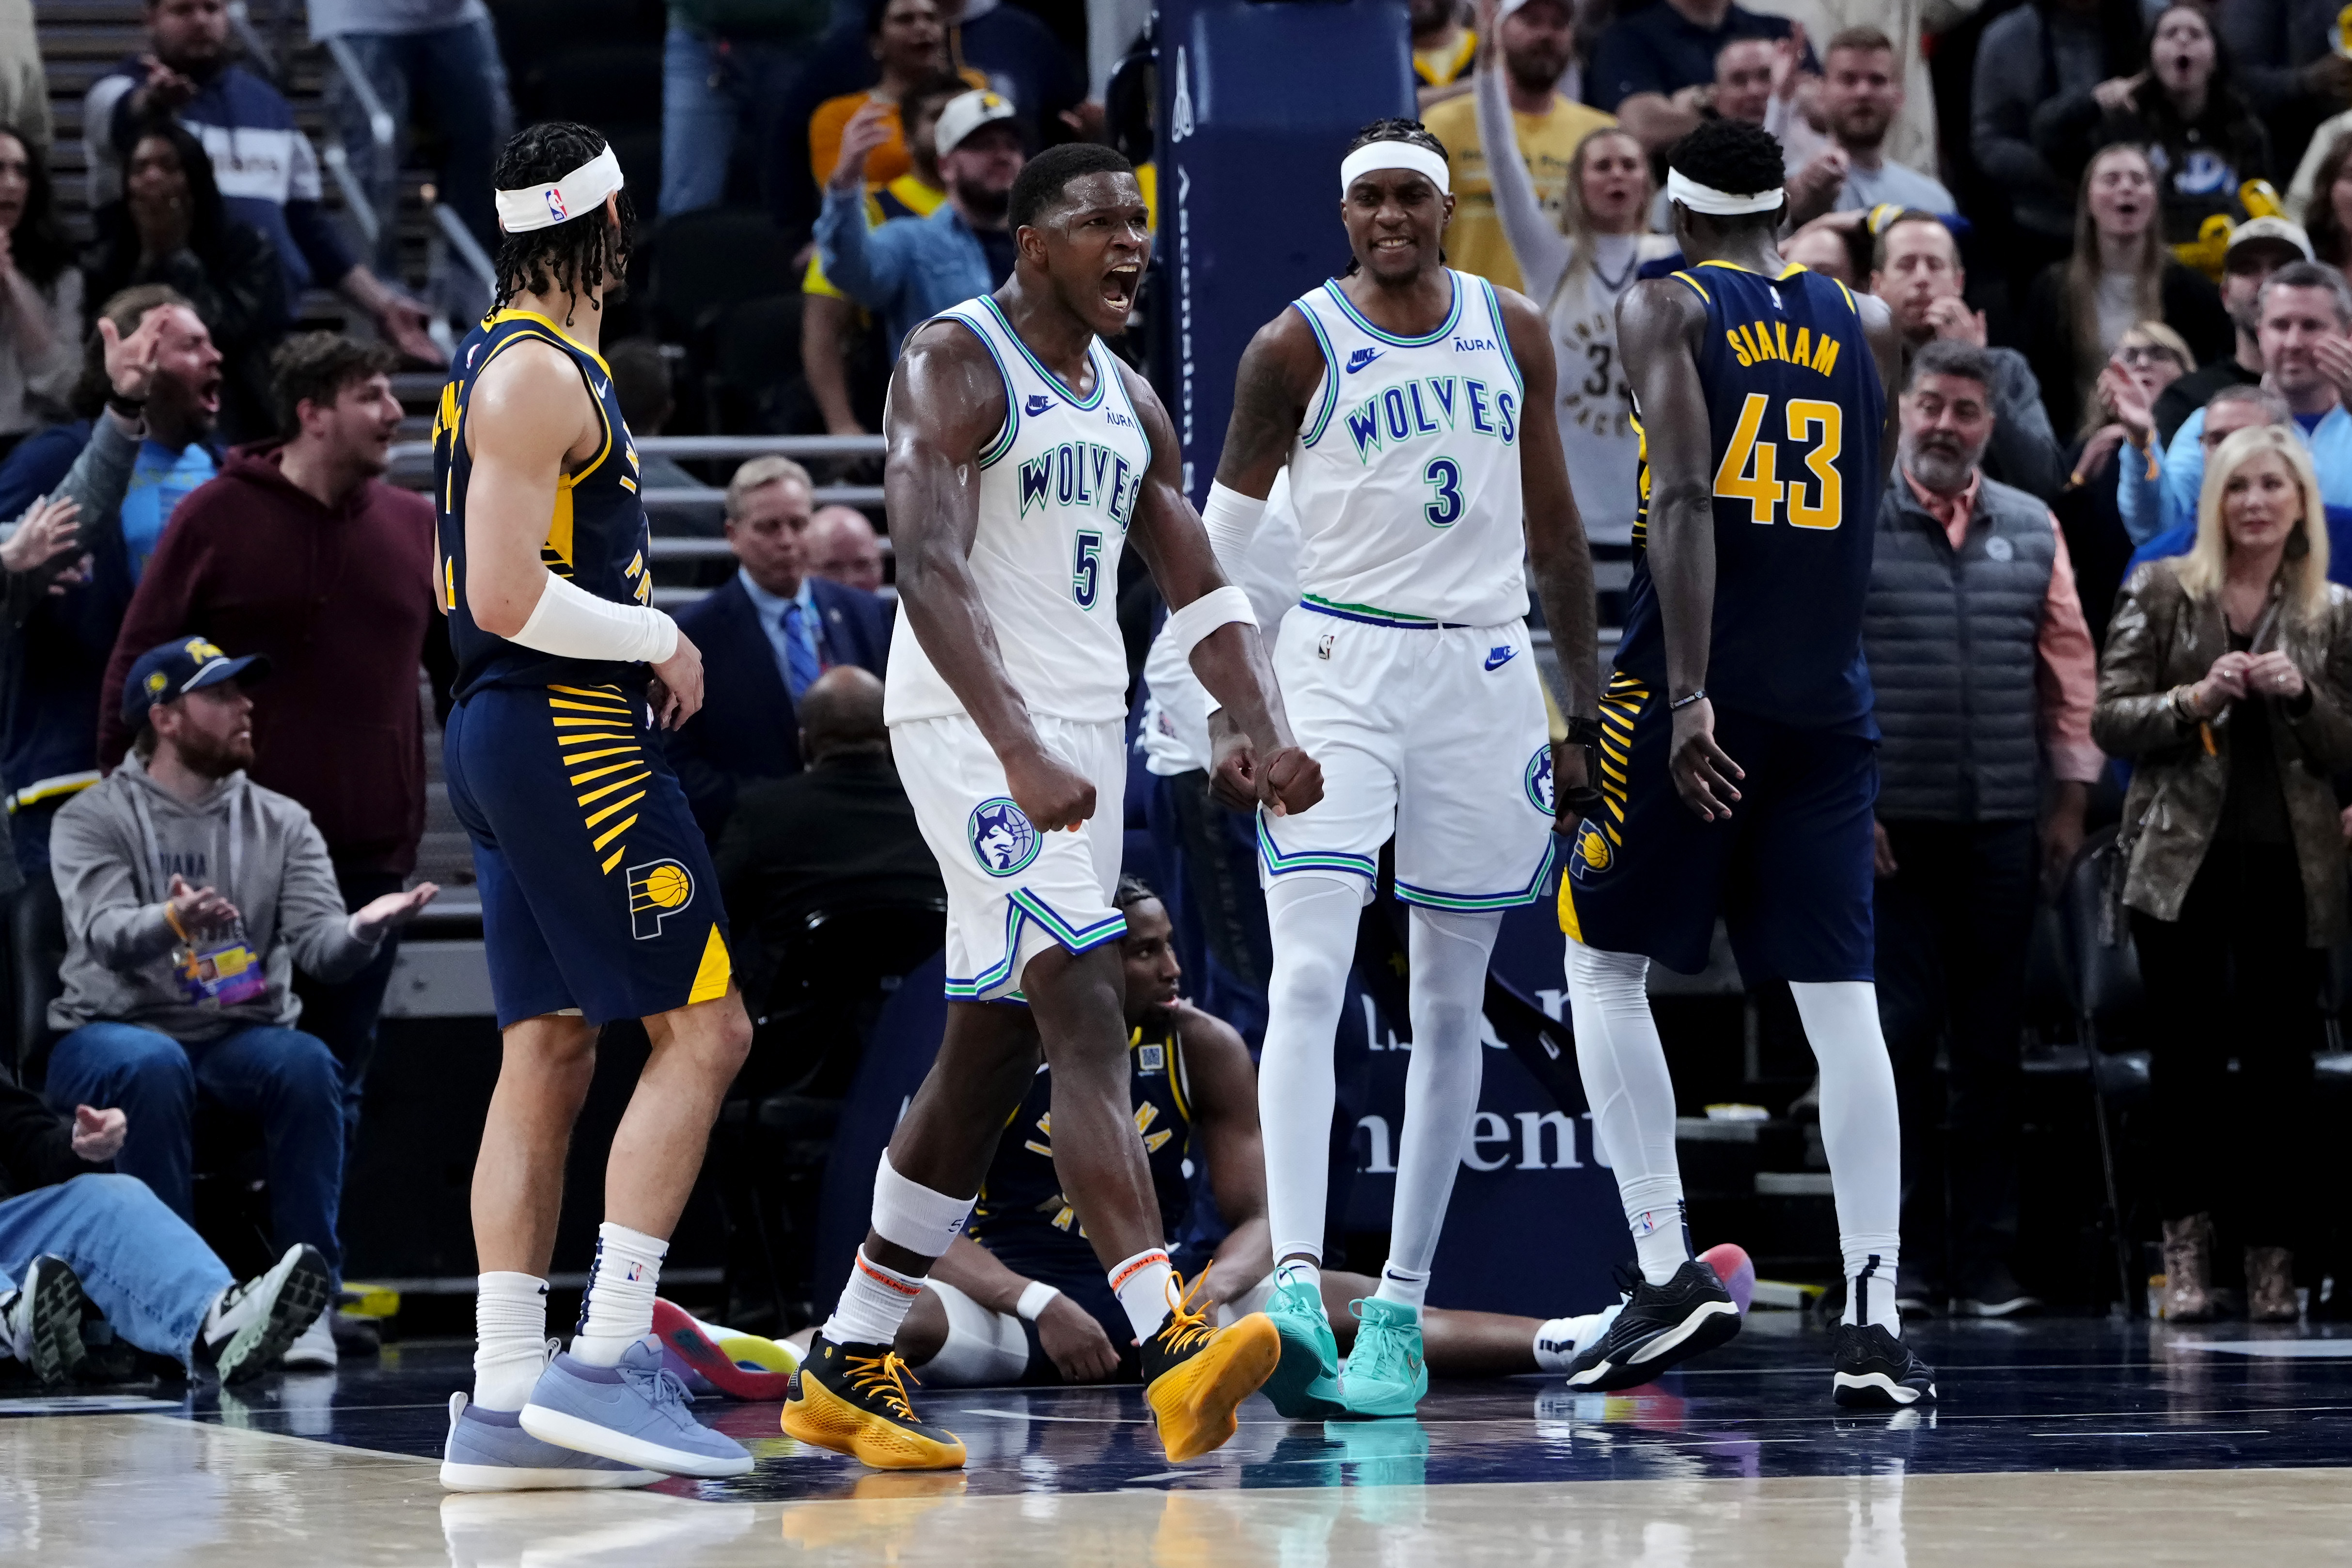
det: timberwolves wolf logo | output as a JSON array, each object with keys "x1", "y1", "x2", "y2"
[
  {"x1": 1524, "y1": 745, "x2": 1553, "y2": 815},
  {"x1": 626, "y1": 858, "x2": 695, "y2": 939},
  {"x1": 968, "y1": 798, "x2": 1040, "y2": 877}
]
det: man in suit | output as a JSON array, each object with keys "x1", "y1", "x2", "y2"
[{"x1": 669, "y1": 455, "x2": 892, "y2": 842}]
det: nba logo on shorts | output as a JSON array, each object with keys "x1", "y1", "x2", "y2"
[
  {"x1": 1523, "y1": 745, "x2": 1553, "y2": 815},
  {"x1": 625, "y1": 858, "x2": 695, "y2": 938},
  {"x1": 969, "y1": 798, "x2": 1040, "y2": 877}
]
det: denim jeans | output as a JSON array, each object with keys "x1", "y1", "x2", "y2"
[
  {"x1": 44, "y1": 1021, "x2": 345, "y2": 1286},
  {"x1": 326, "y1": 18, "x2": 514, "y2": 279},
  {"x1": 0, "y1": 1174, "x2": 233, "y2": 1366},
  {"x1": 660, "y1": 22, "x2": 808, "y2": 217}
]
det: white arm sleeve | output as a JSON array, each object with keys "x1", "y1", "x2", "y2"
[
  {"x1": 1201, "y1": 481, "x2": 1268, "y2": 580},
  {"x1": 1166, "y1": 584, "x2": 1258, "y2": 658},
  {"x1": 510, "y1": 571, "x2": 680, "y2": 664}
]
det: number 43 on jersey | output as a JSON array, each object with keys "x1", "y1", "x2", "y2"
[{"x1": 1715, "y1": 393, "x2": 1843, "y2": 530}]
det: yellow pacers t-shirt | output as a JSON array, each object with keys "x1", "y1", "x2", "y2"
[{"x1": 1421, "y1": 91, "x2": 1615, "y2": 297}]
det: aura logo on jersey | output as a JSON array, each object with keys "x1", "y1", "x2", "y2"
[
  {"x1": 969, "y1": 798, "x2": 1041, "y2": 876},
  {"x1": 626, "y1": 858, "x2": 696, "y2": 938},
  {"x1": 1524, "y1": 745, "x2": 1553, "y2": 815},
  {"x1": 1343, "y1": 375, "x2": 1517, "y2": 464},
  {"x1": 1017, "y1": 441, "x2": 1142, "y2": 530}
]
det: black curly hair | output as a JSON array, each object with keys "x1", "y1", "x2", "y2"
[
  {"x1": 1113, "y1": 874, "x2": 1160, "y2": 912},
  {"x1": 490, "y1": 122, "x2": 635, "y2": 325},
  {"x1": 1347, "y1": 116, "x2": 1448, "y2": 162},
  {"x1": 1664, "y1": 118, "x2": 1786, "y2": 232}
]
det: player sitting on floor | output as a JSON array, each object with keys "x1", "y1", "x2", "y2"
[{"x1": 807, "y1": 878, "x2": 1751, "y2": 1389}]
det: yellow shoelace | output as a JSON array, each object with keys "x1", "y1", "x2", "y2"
[
  {"x1": 1154, "y1": 1265, "x2": 1219, "y2": 1358},
  {"x1": 844, "y1": 1350, "x2": 923, "y2": 1421}
]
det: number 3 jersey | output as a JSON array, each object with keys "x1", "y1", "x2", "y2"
[
  {"x1": 1614, "y1": 262, "x2": 1883, "y2": 729},
  {"x1": 882, "y1": 295, "x2": 1153, "y2": 726},
  {"x1": 1286, "y1": 270, "x2": 1530, "y2": 628}
]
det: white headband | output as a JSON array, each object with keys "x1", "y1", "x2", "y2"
[
  {"x1": 495, "y1": 145, "x2": 624, "y2": 235},
  {"x1": 1666, "y1": 169, "x2": 1785, "y2": 216},
  {"x1": 1340, "y1": 142, "x2": 1450, "y2": 198}
]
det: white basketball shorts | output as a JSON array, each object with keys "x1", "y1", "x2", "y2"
[
  {"x1": 1257, "y1": 605, "x2": 1555, "y2": 909},
  {"x1": 893, "y1": 712, "x2": 1128, "y2": 1001}
]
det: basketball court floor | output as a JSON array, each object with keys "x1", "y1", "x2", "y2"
[{"x1": 8, "y1": 1314, "x2": 2352, "y2": 1565}]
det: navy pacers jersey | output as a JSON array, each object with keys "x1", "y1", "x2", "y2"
[
  {"x1": 434, "y1": 309, "x2": 653, "y2": 700},
  {"x1": 968, "y1": 1016, "x2": 1194, "y2": 1286},
  {"x1": 1614, "y1": 262, "x2": 1882, "y2": 730}
]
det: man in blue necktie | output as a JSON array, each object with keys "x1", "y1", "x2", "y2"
[{"x1": 669, "y1": 456, "x2": 894, "y2": 841}]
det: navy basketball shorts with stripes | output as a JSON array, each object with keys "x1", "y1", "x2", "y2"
[
  {"x1": 444, "y1": 681, "x2": 733, "y2": 1028},
  {"x1": 1559, "y1": 673, "x2": 1878, "y2": 984}
]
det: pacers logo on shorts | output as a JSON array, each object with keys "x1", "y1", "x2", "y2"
[
  {"x1": 1524, "y1": 745, "x2": 1554, "y2": 815},
  {"x1": 1568, "y1": 820, "x2": 1614, "y2": 881},
  {"x1": 969, "y1": 798, "x2": 1040, "y2": 877},
  {"x1": 626, "y1": 858, "x2": 695, "y2": 939}
]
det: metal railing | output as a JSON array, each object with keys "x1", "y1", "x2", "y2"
[
  {"x1": 387, "y1": 435, "x2": 890, "y2": 527},
  {"x1": 319, "y1": 37, "x2": 395, "y2": 253}
]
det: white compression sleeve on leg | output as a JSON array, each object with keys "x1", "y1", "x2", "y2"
[
  {"x1": 911, "y1": 1280, "x2": 1033, "y2": 1387},
  {"x1": 1378, "y1": 906, "x2": 1504, "y2": 1313},
  {"x1": 1566, "y1": 936, "x2": 1691, "y2": 1285},
  {"x1": 1787, "y1": 981, "x2": 1903, "y2": 1331},
  {"x1": 869, "y1": 1153, "x2": 977, "y2": 1260},
  {"x1": 1258, "y1": 875, "x2": 1363, "y2": 1265},
  {"x1": 509, "y1": 570, "x2": 680, "y2": 664},
  {"x1": 1200, "y1": 482, "x2": 1268, "y2": 580}
]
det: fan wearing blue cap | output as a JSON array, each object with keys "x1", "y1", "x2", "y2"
[{"x1": 39, "y1": 635, "x2": 439, "y2": 1375}]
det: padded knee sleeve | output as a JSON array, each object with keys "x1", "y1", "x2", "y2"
[
  {"x1": 909, "y1": 1279, "x2": 1033, "y2": 1387},
  {"x1": 1258, "y1": 875, "x2": 1363, "y2": 1264}
]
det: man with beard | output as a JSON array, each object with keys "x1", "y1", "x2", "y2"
[
  {"x1": 1423, "y1": 0, "x2": 1616, "y2": 296},
  {"x1": 92, "y1": 333, "x2": 441, "y2": 1199},
  {"x1": 2150, "y1": 217, "x2": 2312, "y2": 446},
  {"x1": 816, "y1": 88, "x2": 1027, "y2": 355},
  {"x1": 42, "y1": 638, "x2": 439, "y2": 1372},
  {"x1": 1784, "y1": 27, "x2": 1952, "y2": 226},
  {"x1": 1862, "y1": 338, "x2": 2099, "y2": 1320},
  {"x1": 0, "y1": 287, "x2": 219, "y2": 875},
  {"x1": 1866, "y1": 211, "x2": 2065, "y2": 500}
]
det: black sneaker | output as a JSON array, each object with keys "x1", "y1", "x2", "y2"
[
  {"x1": 197, "y1": 1244, "x2": 332, "y2": 1384},
  {"x1": 1563, "y1": 1260, "x2": 1742, "y2": 1392},
  {"x1": 0, "y1": 1255, "x2": 93, "y2": 1386},
  {"x1": 781, "y1": 1333, "x2": 967, "y2": 1470},
  {"x1": 1830, "y1": 1322, "x2": 1937, "y2": 1408},
  {"x1": 1951, "y1": 1263, "x2": 2041, "y2": 1319}
]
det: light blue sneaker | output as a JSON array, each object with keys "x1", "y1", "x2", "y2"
[
  {"x1": 1338, "y1": 1298, "x2": 1427, "y2": 1418},
  {"x1": 1261, "y1": 1278, "x2": 1346, "y2": 1419},
  {"x1": 518, "y1": 1340, "x2": 754, "y2": 1478},
  {"x1": 439, "y1": 1392, "x2": 664, "y2": 1491}
]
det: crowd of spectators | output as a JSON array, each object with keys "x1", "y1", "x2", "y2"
[{"x1": 11, "y1": 0, "x2": 2352, "y2": 1389}]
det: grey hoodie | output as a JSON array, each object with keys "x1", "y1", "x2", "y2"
[{"x1": 49, "y1": 753, "x2": 380, "y2": 1041}]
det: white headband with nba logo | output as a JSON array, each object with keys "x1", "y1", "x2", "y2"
[{"x1": 495, "y1": 144, "x2": 625, "y2": 234}]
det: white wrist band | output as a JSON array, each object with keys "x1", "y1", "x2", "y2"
[
  {"x1": 1167, "y1": 584, "x2": 1258, "y2": 657},
  {"x1": 1201, "y1": 481, "x2": 1267, "y2": 578},
  {"x1": 1015, "y1": 1281, "x2": 1062, "y2": 1321},
  {"x1": 510, "y1": 571, "x2": 679, "y2": 665}
]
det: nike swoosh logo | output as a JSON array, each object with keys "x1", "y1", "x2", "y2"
[
  {"x1": 1484, "y1": 647, "x2": 1517, "y2": 671},
  {"x1": 1024, "y1": 394, "x2": 1056, "y2": 416},
  {"x1": 1346, "y1": 347, "x2": 1383, "y2": 373}
]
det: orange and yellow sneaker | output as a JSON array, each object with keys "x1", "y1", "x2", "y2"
[
  {"x1": 780, "y1": 1334, "x2": 966, "y2": 1471},
  {"x1": 1141, "y1": 1271, "x2": 1280, "y2": 1463}
]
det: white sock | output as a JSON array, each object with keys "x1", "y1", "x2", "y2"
[
  {"x1": 1258, "y1": 876, "x2": 1362, "y2": 1268},
  {"x1": 1382, "y1": 906, "x2": 1501, "y2": 1305},
  {"x1": 1568, "y1": 938, "x2": 1690, "y2": 1286},
  {"x1": 1374, "y1": 1264, "x2": 1430, "y2": 1316},
  {"x1": 1788, "y1": 981, "x2": 1903, "y2": 1336},
  {"x1": 571, "y1": 1222, "x2": 667, "y2": 1365},
  {"x1": 1110, "y1": 1247, "x2": 1175, "y2": 1342},
  {"x1": 1273, "y1": 1256, "x2": 1321, "y2": 1297},
  {"x1": 473, "y1": 1271, "x2": 549, "y2": 1411},
  {"x1": 821, "y1": 1248, "x2": 927, "y2": 1347},
  {"x1": 1533, "y1": 1311, "x2": 1605, "y2": 1371}
]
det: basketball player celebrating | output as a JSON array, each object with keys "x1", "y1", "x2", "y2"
[
  {"x1": 434, "y1": 125, "x2": 757, "y2": 1490},
  {"x1": 779, "y1": 142, "x2": 1323, "y2": 1471},
  {"x1": 1559, "y1": 119, "x2": 1932, "y2": 1407},
  {"x1": 1206, "y1": 120, "x2": 1602, "y2": 1420}
]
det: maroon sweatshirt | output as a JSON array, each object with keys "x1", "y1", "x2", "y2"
[{"x1": 97, "y1": 442, "x2": 438, "y2": 877}]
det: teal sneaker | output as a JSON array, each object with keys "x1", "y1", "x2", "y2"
[
  {"x1": 1338, "y1": 1298, "x2": 1427, "y2": 1418},
  {"x1": 1259, "y1": 1279, "x2": 1346, "y2": 1419}
]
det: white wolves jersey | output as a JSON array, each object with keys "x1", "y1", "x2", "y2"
[
  {"x1": 883, "y1": 295, "x2": 1155, "y2": 725},
  {"x1": 1285, "y1": 270, "x2": 1530, "y2": 628}
]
